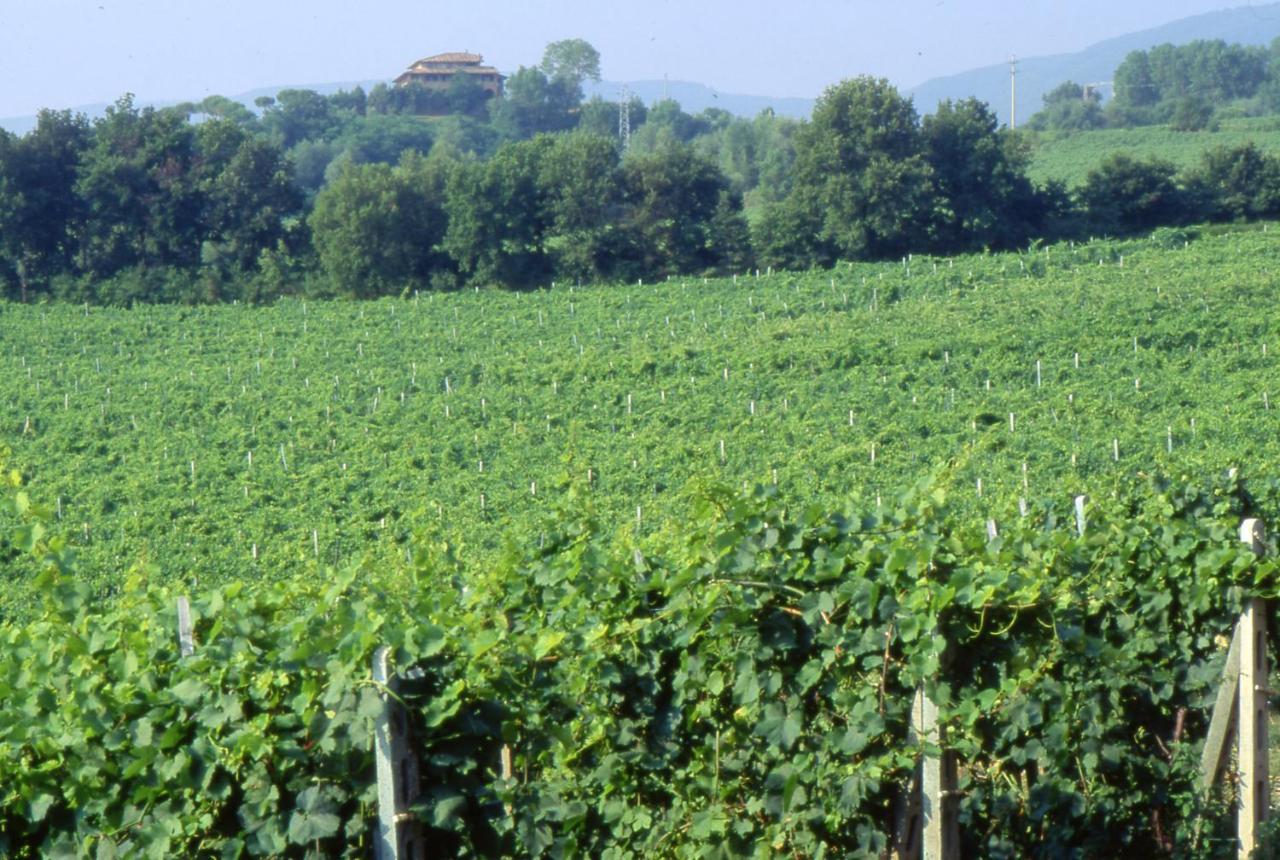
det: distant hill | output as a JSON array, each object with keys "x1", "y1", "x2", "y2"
[{"x1": 908, "y1": 3, "x2": 1280, "y2": 125}]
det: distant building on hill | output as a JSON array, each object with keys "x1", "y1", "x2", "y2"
[{"x1": 394, "y1": 53, "x2": 504, "y2": 98}]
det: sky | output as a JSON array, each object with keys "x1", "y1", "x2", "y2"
[{"x1": 0, "y1": 0, "x2": 1270, "y2": 119}]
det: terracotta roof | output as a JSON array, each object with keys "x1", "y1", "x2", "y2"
[
  {"x1": 405, "y1": 65, "x2": 499, "y2": 75},
  {"x1": 414, "y1": 52, "x2": 485, "y2": 66}
]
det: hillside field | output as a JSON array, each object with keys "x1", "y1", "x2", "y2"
[
  {"x1": 2, "y1": 225, "x2": 1280, "y2": 856},
  {"x1": 2, "y1": 226, "x2": 1278, "y2": 606},
  {"x1": 1027, "y1": 117, "x2": 1280, "y2": 188}
]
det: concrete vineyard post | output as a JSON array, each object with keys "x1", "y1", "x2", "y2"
[
  {"x1": 373, "y1": 646, "x2": 425, "y2": 860},
  {"x1": 1238, "y1": 519, "x2": 1268, "y2": 857}
]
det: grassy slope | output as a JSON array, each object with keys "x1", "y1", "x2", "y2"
[{"x1": 1026, "y1": 116, "x2": 1280, "y2": 188}]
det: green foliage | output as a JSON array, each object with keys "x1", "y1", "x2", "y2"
[
  {"x1": 621, "y1": 141, "x2": 748, "y2": 279},
  {"x1": 197, "y1": 121, "x2": 303, "y2": 273},
  {"x1": 1185, "y1": 142, "x2": 1280, "y2": 221},
  {"x1": 260, "y1": 89, "x2": 343, "y2": 149},
  {"x1": 773, "y1": 79, "x2": 1054, "y2": 264},
  {"x1": 787, "y1": 76, "x2": 933, "y2": 262},
  {"x1": 489, "y1": 68, "x2": 579, "y2": 141},
  {"x1": 74, "y1": 96, "x2": 204, "y2": 278},
  {"x1": 1025, "y1": 82, "x2": 1106, "y2": 133},
  {"x1": 922, "y1": 99, "x2": 1047, "y2": 251},
  {"x1": 539, "y1": 38, "x2": 602, "y2": 98},
  {"x1": 1078, "y1": 153, "x2": 1187, "y2": 234},
  {"x1": 0, "y1": 451, "x2": 1276, "y2": 855},
  {"x1": 1110, "y1": 40, "x2": 1270, "y2": 126},
  {"x1": 4, "y1": 226, "x2": 1280, "y2": 607},
  {"x1": 1169, "y1": 97, "x2": 1216, "y2": 133},
  {"x1": 309, "y1": 154, "x2": 452, "y2": 296},
  {"x1": 0, "y1": 110, "x2": 91, "y2": 299},
  {"x1": 442, "y1": 137, "x2": 556, "y2": 288},
  {"x1": 3, "y1": 222, "x2": 1280, "y2": 853}
]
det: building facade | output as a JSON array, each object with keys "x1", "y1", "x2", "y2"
[{"x1": 393, "y1": 53, "x2": 504, "y2": 97}]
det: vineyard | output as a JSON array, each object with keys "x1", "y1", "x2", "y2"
[
  {"x1": 2, "y1": 225, "x2": 1280, "y2": 856},
  {"x1": 1027, "y1": 117, "x2": 1280, "y2": 188}
]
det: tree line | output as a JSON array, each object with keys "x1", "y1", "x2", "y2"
[
  {"x1": 1, "y1": 39, "x2": 1279, "y2": 304},
  {"x1": 1029, "y1": 37, "x2": 1280, "y2": 132}
]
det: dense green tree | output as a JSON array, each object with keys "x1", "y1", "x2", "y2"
[
  {"x1": 443, "y1": 137, "x2": 555, "y2": 287},
  {"x1": 751, "y1": 195, "x2": 825, "y2": 271},
  {"x1": 0, "y1": 110, "x2": 91, "y2": 299},
  {"x1": 334, "y1": 115, "x2": 436, "y2": 166},
  {"x1": 290, "y1": 139, "x2": 343, "y2": 195},
  {"x1": 1256, "y1": 36, "x2": 1280, "y2": 112},
  {"x1": 309, "y1": 154, "x2": 452, "y2": 296},
  {"x1": 260, "y1": 89, "x2": 343, "y2": 148},
  {"x1": 786, "y1": 76, "x2": 934, "y2": 262},
  {"x1": 1112, "y1": 51, "x2": 1159, "y2": 111},
  {"x1": 195, "y1": 121, "x2": 302, "y2": 271},
  {"x1": 75, "y1": 96, "x2": 203, "y2": 276},
  {"x1": 749, "y1": 110, "x2": 800, "y2": 206},
  {"x1": 327, "y1": 86, "x2": 368, "y2": 118},
  {"x1": 537, "y1": 132, "x2": 624, "y2": 281},
  {"x1": 1109, "y1": 40, "x2": 1269, "y2": 127},
  {"x1": 578, "y1": 96, "x2": 647, "y2": 141},
  {"x1": 429, "y1": 115, "x2": 501, "y2": 159},
  {"x1": 621, "y1": 141, "x2": 747, "y2": 277},
  {"x1": 0, "y1": 130, "x2": 19, "y2": 292},
  {"x1": 540, "y1": 38, "x2": 602, "y2": 94},
  {"x1": 1026, "y1": 82, "x2": 1105, "y2": 132},
  {"x1": 1185, "y1": 142, "x2": 1280, "y2": 220},
  {"x1": 922, "y1": 98, "x2": 1046, "y2": 252},
  {"x1": 367, "y1": 82, "x2": 451, "y2": 117},
  {"x1": 490, "y1": 68, "x2": 579, "y2": 140},
  {"x1": 636, "y1": 100, "x2": 711, "y2": 144},
  {"x1": 1078, "y1": 153, "x2": 1186, "y2": 234},
  {"x1": 195, "y1": 95, "x2": 258, "y2": 127},
  {"x1": 445, "y1": 74, "x2": 493, "y2": 118},
  {"x1": 1168, "y1": 96, "x2": 1215, "y2": 131}
]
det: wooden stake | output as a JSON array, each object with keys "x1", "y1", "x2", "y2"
[{"x1": 1238, "y1": 520, "x2": 1268, "y2": 856}]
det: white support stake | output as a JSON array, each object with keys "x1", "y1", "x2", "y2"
[
  {"x1": 176, "y1": 597, "x2": 194, "y2": 658},
  {"x1": 1074, "y1": 495, "x2": 1088, "y2": 537}
]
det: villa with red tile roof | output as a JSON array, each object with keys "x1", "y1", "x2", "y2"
[{"x1": 393, "y1": 53, "x2": 504, "y2": 98}]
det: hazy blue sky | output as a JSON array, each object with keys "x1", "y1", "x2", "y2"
[{"x1": 0, "y1": 1, "x2": 1271, "y2": 118}]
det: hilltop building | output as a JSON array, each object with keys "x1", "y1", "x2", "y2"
[{"x1": 394, "y1": 53, "x2": 504, "y2": 98}]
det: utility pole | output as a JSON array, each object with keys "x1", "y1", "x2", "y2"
[
  {"x1": 618, "y1": 86, "x2": 631, "y2": 151},
  {"x1": 1009, "y1": 55, "x2": 1018, "y2": 129}
]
